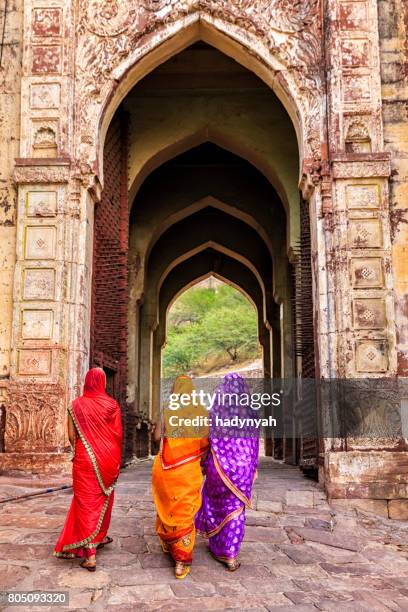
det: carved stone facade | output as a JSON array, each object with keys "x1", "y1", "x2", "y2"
[{"x1": 0, "y1": 0, "x2": 406, "y2": 501}]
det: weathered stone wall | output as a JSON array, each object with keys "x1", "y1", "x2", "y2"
[
  {"x1": 378, "y1": 0, "x2": 408, "y2": 378},
  {"x1": 0, "y1": 0, "x2": 406, "y2": 497},
  {"x1": 0, "y1": 0, "x2": 22, "y2": 393}
]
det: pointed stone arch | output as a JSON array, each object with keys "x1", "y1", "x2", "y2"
[{"x1": 76, "y1": 4, "x2": 323, "y2": 188}]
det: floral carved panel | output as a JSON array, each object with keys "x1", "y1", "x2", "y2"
[{"x1": 5, "y1": 385, "x2": 65, "y2": 452}]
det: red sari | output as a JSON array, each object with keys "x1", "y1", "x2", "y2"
[{"x1": 54, "y1": 368, "x2": 122, "y2": 559}]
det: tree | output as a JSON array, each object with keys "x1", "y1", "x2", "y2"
[{"x1": 162, "y1": 281, "x2": 261, "y2": 377}]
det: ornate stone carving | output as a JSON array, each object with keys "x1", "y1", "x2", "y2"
[
  {"x1": 32, "y1": 125, "x2": 58, "y2": 157},
  {"x1": 341, "y1": 38, "x2": 370, "y2": 68},
  {"x1": 353, "y1": 298, "x2": 386, "y2": 330},
  {"x1": 23, "y1": 268, "x2": 56, "y2": 300},
  {"x1": 345, "y1": 118, "x2": 372, "y2": 153},
  {"x1": 346, "y1": 184, "x2": 379, "y2": 209},
  {"x1": 30, "y1": 83, "x2": 61, "y2": 109},
  {"x1": 25, "y1": 226, "x2": 56, "y2": 260},
  {"x1": 32, "y1": 8, "x2": 62, "y2": 37},
  {"x1": 32, "y1": 46, "x2": 61, "y2": 75},
  {"x1": 332, "y1": 158, "x2": 391, "y2": 179},
  {"x1": 339, "y1": 1, "x2": 369, "y2": 31},
  {"x1": 17, "y1": 349, "x2": 52, "y2": 376},
  {"x1": 343, "y1": 74, "x2": 371, "y2": 104},
  {"x1": 349, "y1": 218, "x2": 383, "y2": 249},
  {"x1": 141, "y1": 0, "x2": 176, "y2": 10},
  {"x1": 86, "y1": 1, "x2": 136, "y2": 37},
  {"x1": 350, "y1": 257, "x2": 384, "y2": 288},
  {"x1": 13, "y1": 164, "x2": 70, "y2": 185},
  {"x1": 21, "y1": 309, "x2": 53, "y2": 339},
  {"x1": 76, "y1": 1, "x2": 320, "y2": 84},
  {"x1": 76, "y1": 0, "x2": 322, "y2": 165},
  {"x1": 356, "y1": 340, "x2": 388, "y2": 373},
  {"x1": 26, "y1": 191, "x2": 57, "y2": 217},
  {"x1": 5, "y1": 384, "x2": 64, "y2": 452}
]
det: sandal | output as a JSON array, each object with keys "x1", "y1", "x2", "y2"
[
  {"x1": 80, "y1": 559, "x2": 96, "y2": 572},
  {"x1": 97, "y1": 536, "x2": 113, "y2": 550},
  {"x1": 226, "y1": 559, "x2": 241, "y2": 572},
  {"x1": 175, "y1": 561, "x2": 190, "y2": 580},
  {"x1": 209, "y1": 549, "x2": 240, "y2": 572}
]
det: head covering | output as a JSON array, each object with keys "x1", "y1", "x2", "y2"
[
  {"x1": 83, "y1": 367, "x2": 107, "y2": 397},
  {"x1": 161, "y1": 375, "x2": 209, "y2": 469},
  {"x1": 209, "y1": 372, "x2": 259, "y2": 506}
]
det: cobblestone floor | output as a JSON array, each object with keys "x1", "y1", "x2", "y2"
[{"x1": 2, "y1": 457, "x2": 408, "y2": 611}]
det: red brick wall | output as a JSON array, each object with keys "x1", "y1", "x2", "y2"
[{"x1": 90, "y1": 110, "x2": 129, "y2": 412}]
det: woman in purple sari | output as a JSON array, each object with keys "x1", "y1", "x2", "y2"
[{"x1": 195, "y1": 372, "x2": 259, "y2": 571}]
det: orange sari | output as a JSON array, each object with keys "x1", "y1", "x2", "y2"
[{"x1": 152, "y1": 376, "x2": 209, "y2": 564}]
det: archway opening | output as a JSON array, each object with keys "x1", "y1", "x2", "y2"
[
  {"x1": 91, "y1": 40, "x2": 316, "y2": 473},
  {"x1": 162, "y1": 276, "x2": 263, "y2": 379}
]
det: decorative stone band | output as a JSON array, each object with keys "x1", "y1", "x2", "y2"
[
  {"x1": 331, "y1": 154, "x2": 391, "y2": 179},
  {"x1": 13, "y1": 159, "x2": 71, "y2": 185},
  {"x1": 67, "y1": 405, "x2": 117, "y2": 497}
]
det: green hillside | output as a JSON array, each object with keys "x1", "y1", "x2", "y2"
[{"x1": 162, "y1": 281, "x2": 261, "y2": 378}]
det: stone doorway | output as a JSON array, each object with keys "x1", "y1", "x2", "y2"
[
  {"x1": 91, "y1": 43, "x2": 317, "y2": 469},
  {"x1": 4, "y1": 2, "x2": 402, "y2": 505}
]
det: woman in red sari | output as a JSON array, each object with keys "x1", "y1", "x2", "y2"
[{"x1": 54, "y1": 368, "x2": 122, "y2": 571}]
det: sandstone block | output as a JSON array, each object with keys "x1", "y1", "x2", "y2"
[
  {"x1": 256, "y1": 500, "x2": 283, "y2": 513},
  {"x1": 388, "y1": 499, "x2": 408, "y2": 520},
  {"x1": 285, "y1": 491, "x2": 314, "y2": 507}
]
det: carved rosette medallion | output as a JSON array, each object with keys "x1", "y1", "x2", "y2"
[{"x1": 86, "y1": 0, "x2": 135, "y2": 37}]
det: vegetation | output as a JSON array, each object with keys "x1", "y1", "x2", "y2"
[{"x1": 162, "y1": 281, "x2": 261, "y2": 378}]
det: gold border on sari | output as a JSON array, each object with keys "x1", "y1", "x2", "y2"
[
  {"x1": 54, "y1": 495, "x2": 112, "y2": 554},
  {"x1": 159, "y1": 437, "x2": 207, "y2": 471},
  {"x1": 54, "y1": 406, "x2": 118, "y2": 554},
  {"x1": 68, "y1": 406, "x2": 118, "y2": 496},
  {"x1": 211, "y1": 448, "x2": 252, "y2": 508},
  {"x1": 196, "y1": 506, "x2": 244, "y2": 538}
]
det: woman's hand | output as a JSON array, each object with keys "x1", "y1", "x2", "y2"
[{"x1": 68, "y1": 413, "x2": 76, "y2": 448}]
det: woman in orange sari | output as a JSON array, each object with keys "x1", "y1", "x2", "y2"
[
  {"x1": 152, "y1": 375, "x2": 209, "y2": 579},
  {"x1": 54, "y1": 367, "x2": 122, "y2": 571}
]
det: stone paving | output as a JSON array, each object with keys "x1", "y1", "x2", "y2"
[{"x1": 2, "y1": 457, "x2": 408, "y2": 610}]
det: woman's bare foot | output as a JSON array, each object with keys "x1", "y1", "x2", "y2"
[
  {"x1": 174, "y1": 561, "x2": 190, "y2": 579},
  {"x1": 80, "y1": 554, "x2": 96, "y2": 572}
]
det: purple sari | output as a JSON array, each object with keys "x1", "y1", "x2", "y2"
[{"x1": 195, "y1": 373, "x2": 259, "y2": 562}]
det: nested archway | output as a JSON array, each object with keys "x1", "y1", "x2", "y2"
[
  {"x1": 151, "y1": 250, "x2": 276, "y2": 419},
  {"x1": 91, "y1": 35, "x2": 317, "y2": 467},
  {"x1": 77, "y1": 8, "x2": 323, "y2": 182}
]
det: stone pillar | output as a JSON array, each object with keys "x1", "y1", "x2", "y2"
[
  {"x1": 0, "y1": 163, "x2": 95, "y2": 473},
  {"x1": 0, "y1": 0, "x2": 95, "y2": 473},
  {"x1": 322, "y1": 0, "x2": 403, "y2": 498}
]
